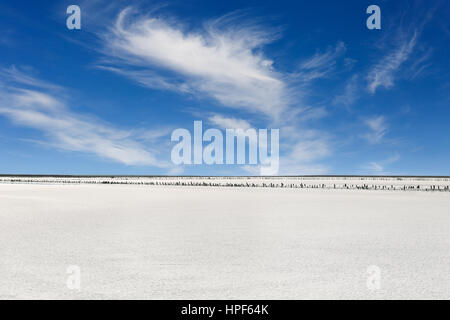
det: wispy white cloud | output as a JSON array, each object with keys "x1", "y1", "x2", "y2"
[
  {"x1": 0, "y1": 65, "x2": 65, "y2": 92},
  {"x1": 408, "y1": 48, "x2": 433, "y2": 80},
  {"x1": 363, "y1": 115, "x2": 388, "y2": 144},
  {"x1": 137, "y1": 127, "x2": 174, "y2": 142},
  {"x1": 333, "y1": 74, "x2": 359, "y2": 108},
  {"x1": 97, "y1": 65, "x2": 192, "y2": 93},
  {"x1": 99, "y1": 8, "x2": 287, "y2": 120},
  {"x1": 364, "y1": 153, "x2": 400, "y2": 175},
  {"x1": 276, "y1": 126, "x2": 331, "y2": 175},
  {"x1": 366, "y1": 162, "x2": 384, "y2": 174},
  {"x1": 367, "y1": 31, "x2": 418, "y2": 93},
  {"x1": 0, "y1": 68, "x2": 169, "y2": 168},
  {"x1": 208, "y1": 114, "x2": 251, "y2": 130},
  {"x1": 365, "y1": 0, "x2": 443, "y2": 94},
  {"x1": 296, "y1": 106, "x2": 328, "y2": 122},
  {"x1": 288, "y1": 138, "x2": 330, "y2": 163},
  {"x1": 299, "y1": 41, "x2": 346, "y2": 69},
  {"x1": 295, "y1": 41, "x2": 346, "y2": 82}
]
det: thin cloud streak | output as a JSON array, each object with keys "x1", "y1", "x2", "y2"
[
  {"x1": 208, "y1": 114, "x2": 252, "y2": 130},
  {"x1": 367, "y1": 31, "x2": 418, "y2": 93},
  {"x1": 333, "y1": 74, "x2": 359, "y2": 108},
  {"x1": 294, "y1": 42, "x2": 346, "y2": 82},
  {"x1": 364, "y1": 153, "x2": 400, "y2": 175},
  {"x1": 363, "y1": 115, "x2": 388, "y2": 144},
  {"x1": 0, "y1": 69, "x2": 169, "y2": 168},
  {"x1": 299, "y1": 41, "x2": 346, "y2": 70}
]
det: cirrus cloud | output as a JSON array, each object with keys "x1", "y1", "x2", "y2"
[
  {"x1": 100, "y1": 8, "x2": 288, "y2": 120},
  {"x1": 0, "y1": 67, "x2": 169, "y2": 168}
]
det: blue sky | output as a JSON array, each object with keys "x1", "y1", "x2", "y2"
[{"x1": 0, "y1": 0, "x2": 449, "y2": 175}]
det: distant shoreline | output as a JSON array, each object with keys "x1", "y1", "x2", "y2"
[
  {"x1": 1, "y1": 174, "x2": 450, "y2": 178},
  {"x1": 1, "y1": 175, "x2": 450, "y2": 192}
]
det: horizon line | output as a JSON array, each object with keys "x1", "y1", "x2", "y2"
[{"x1": 1, "y1": 174, "x2": 450, "y2": 178}]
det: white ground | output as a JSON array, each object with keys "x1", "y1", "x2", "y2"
[{"x1": 0, "y1": 182, "x2": 449, "y2": 299}]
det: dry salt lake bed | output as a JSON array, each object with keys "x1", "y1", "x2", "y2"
[{"x1": 0, "y1": 176, "x2": 449, "y2": 299}]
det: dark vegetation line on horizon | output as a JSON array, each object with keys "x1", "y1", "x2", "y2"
[{"x1": 1, "y1": 174, "x2": 450, "y2": 178}]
